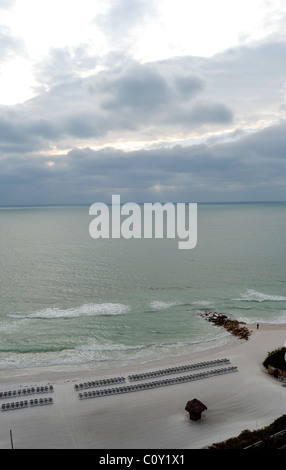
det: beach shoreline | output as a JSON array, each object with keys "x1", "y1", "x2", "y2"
[{"x1": 0, "y1": 322, "x2": 285, "y2": 449}]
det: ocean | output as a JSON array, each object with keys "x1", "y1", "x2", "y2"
[{"x1": 0, "y1": 202, "x2": 285, "y2": 370}]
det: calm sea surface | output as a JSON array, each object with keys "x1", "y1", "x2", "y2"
[{"x1": 0, "y1": 202, "x2": 285, "y2": 370}]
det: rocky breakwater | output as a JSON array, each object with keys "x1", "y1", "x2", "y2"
[{"x1": 199, "y1": 311, "x2": 251, "y2": 340}]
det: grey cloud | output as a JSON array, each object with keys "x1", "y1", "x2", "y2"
[
  {"x1": 0, "y1": 105, "x2": 61, "y2": 153},
  {"x1": 175, "y1": 76, "x2": 205, "y2": 97},
  {"x1": 202, "y1": 41, "x2": 286, "y2": 122},
  {"x1": 64, "y1": 112, "x2": 109, "y2": 140},
  {"x1": 28, "y1": 38, "x2": 286, "y2": 151},
  {"x1": 259, "y1": 3, "x2": 286, "y2": 43},
  {"x1": 101, "y1": 63, "x2": 170, "y2": 110},
  {"x1": 166, "y1": 101, "x2": 233, "y2": 129},
  {"x1": 89, "y1": 61, "x2": 232, "y2": 134},
  {"x1": 0, "y1": 26, "x2": 24, "y2": 62},
  {"x1": 34, "y1": 46, "x2": 97, "y2": 88},
  {"x1": 1, "y1": 58, "x2": 232, "y2": 153},
  {"x1": 2, "y1": 38, "x2": 285, "y2": 154},
  {"x1": 0, "y1": 0, "x2": 15, "y2": 10},
  {"x1": 1, "y1": 120, "x2": 285, "y2": 205},
  {"x1": 64, "y1": 121, "x2": 286, "y2": 188},
  {"x1": 96, "y1": 0, "x2": 157, "y2": 49},
  {"x1": 1, "y1": 37, "x2": 285, "y2": 205},
  {"x1": 190, "y1": 103, "x2": 233, "y2": 124},
  {"x1": 158, "y1": 40, "x2": 286, "y2": 130},
  {"x1": 206, "y1": 129, "x2": 247, "y2": 145},
  {"x1": 98, "y1": 0, "x2": 150, "y2": 30}
]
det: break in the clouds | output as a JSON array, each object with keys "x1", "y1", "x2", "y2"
[{"x1": 0, "y1": 0, "x2": 285, "y2": 205}]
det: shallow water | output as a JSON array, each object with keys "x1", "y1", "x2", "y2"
[{"x1": 0, "y1": 202, "x2": 285, "y2": 369}]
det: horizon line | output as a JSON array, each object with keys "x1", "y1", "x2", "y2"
[{"x1": 0, "y1": 200, "x2": 286, "y2": 208}]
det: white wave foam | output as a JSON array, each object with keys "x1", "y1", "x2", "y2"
[
  {"x1": 233, "y1": 305, "x2": 252, "y2": 309},
  {"x1": 8, "y1": 303, "x2": 130, "y2": 319},
  {"x1": 235, "y1": 310, "x2": 286, "y2": 325},
  {"x1": 271, "y1": 311, "x2": 286, "y2": 324},
  {"x1": 150, "y1": 301, "x2": 179, "y2": 310},
  {"x1": 76, "y1": 343, "x2": 145, "y2": 352},
  {"x1": 233, "y1": 289, "x2": 286, "y2": 303},
  {"x1": 0, "y1": 322, "x2": 15, "y2": 332}
]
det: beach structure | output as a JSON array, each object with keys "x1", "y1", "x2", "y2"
[
  {"x1": 264, "y1": 347, "x2": 286, "y2": 380},
  {"x1": 185, "y1": 398, "x2": 207, "y2": 421},
  {"x1": 268, "y1": 365, "x2": 286, "y2": 379}
]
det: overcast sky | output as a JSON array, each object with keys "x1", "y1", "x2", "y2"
[{"x1": 0, "y1": 0, "x2": 285, "y2": 205}]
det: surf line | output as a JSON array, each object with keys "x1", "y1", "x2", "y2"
[{"x1": 89, "y1": 195, "x2": 197, "y2": 250}]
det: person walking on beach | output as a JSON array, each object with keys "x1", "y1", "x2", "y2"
[{"x1": 257, "y1": 323, "x2": 259, "y2": 329}]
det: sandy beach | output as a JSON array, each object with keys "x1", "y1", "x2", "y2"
[{"x1": 0, "y1": 323, "x2": 285, "y2": 450}]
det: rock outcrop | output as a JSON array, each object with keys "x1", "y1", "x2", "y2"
[{"x1": 199, "y1": 311, "x2": 251, "y2": 340}]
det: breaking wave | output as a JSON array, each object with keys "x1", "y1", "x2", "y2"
[
  {"x1": 149, "y1": 301, "x2": 181, "y2": 310},
  {"x1": 7, "y1": 303, "x2": 131, "y2": 319},
  {"x1": 233, "y1": 289, "x2": 286, "y2": 303},
  {"x1": 75, "y1": 343, "x2": 145, "y2": 352},
  {"x1": 235, "y1": 310, "x2": 286, "y2": 325},
  {"x1": 192, "y1": 300, "x2": 214, "y2": 308}
]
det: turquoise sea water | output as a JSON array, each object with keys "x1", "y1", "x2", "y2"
[{"x1": 0, "y1": 202, "x2": 285, "y2": 370}]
